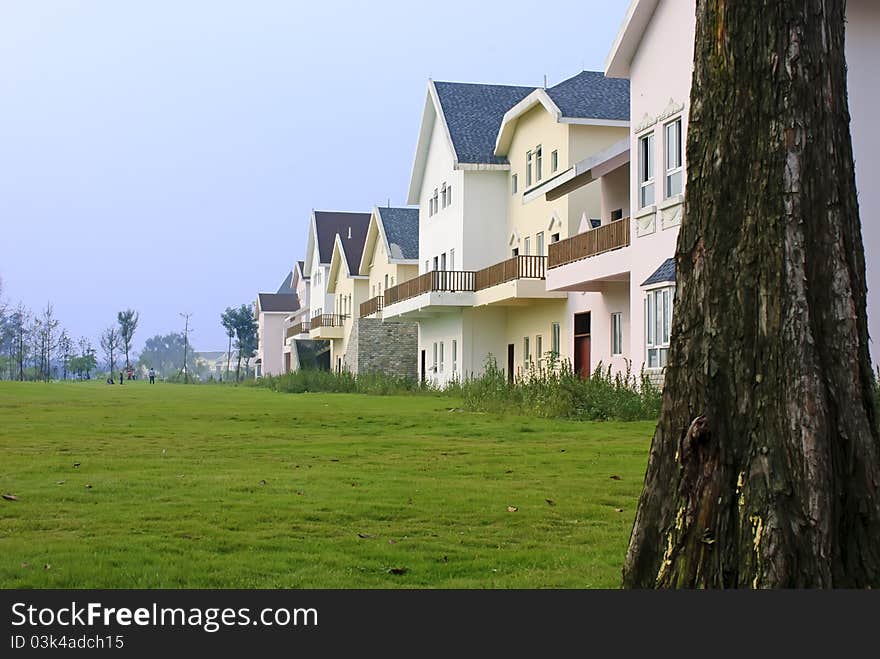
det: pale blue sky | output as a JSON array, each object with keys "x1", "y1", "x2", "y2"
[{"x1": 0, "y1": 0, "x2": 629, "y2": 351}]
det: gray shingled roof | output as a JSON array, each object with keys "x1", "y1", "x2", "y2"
[
  {"x1": 433, "y1": 81, "x2": 533, "y2": 165},
  {"x1": 377, "y1": 207, "x2": 419, "y2": 260},
  {"x1": 276, "y1": 271, "x2": 294, "y2": 294},
  {"x1": 314, "y1": 211, "x2": 372, "y2": 264},
  {"x1": 545, "y1": 71, "x2": 630, "y2": 121},
  {"x1": 258, "y1": 293, "x2": 300, "y2": 313},
  {"x1": 641, "y1": 257, "x2": 676, "y2": 286}
]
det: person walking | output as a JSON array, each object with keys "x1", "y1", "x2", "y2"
[
  {"x1": 149, "y1": 368, "x2": 156, "y2": 384},
  {"x1": 119, "y1": 370, "x2": 124, "y2": 385}
]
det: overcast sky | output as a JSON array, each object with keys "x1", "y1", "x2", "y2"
[{"x1": 0, "y1": 0, "x2": 629, "y2": 352}]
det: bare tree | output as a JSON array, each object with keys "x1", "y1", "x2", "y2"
[
  {"x1": 39, "y1": 302, "x2": 59, "y2": 382},
  {"x1": 623, "y1": 1, "x2": 879, "y2": 588},
  {"x1": 100, "y1": 326, "x2": 122, "y2": 382},
  {"x1": 117, "y1": 309, "x2": 139, "y2": 376}
]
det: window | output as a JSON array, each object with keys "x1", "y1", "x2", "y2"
[
  {"x1": 523, "y1": 336, "x2": 530, "y2": 366},
  {"x1": 665, "y1": 118, "x2": 683, "y2": 197},
  {"x1": 432, "y1": 188, "x2": 439, "y2": 215},
  {"x1": 526, "y1": 150, "x2": 533, "y2": 187},
  {"x1": 433, "y1": 256, "x2": 439, "y2": 271},
  {"x1": 551, "y1": 232, "x2": 560, "y2": 243},
  {"x1": 384, "y1": 274, "x2": 388, "y2": 291},
  {"x1": 523, "y1": 237, "x2": 530, "y2": 256},
  {"x1": 512, "y1": 174, "x2": 518, "y2": 195},
  {"x1": 439, "y1": 342, "x2": 445, "y2": 373},
  {"x1": 452, "y1": 340, "x2": 457, "y2": 373},
  {"x1": 611, "y1": 208, "x2": 623, "y2": 221},
  {"x1": 511, "y1": 247, "x2": 519, "y2": 257},
  {"x1": 639, "y1": 132, "x2": 655, "y2": 207},
  {"x1": 425, "y1": 259, "x2": 430, "y2": 272},
  {"x1": 551, "y1": 322, "x2": 561, "y2": 357},
  {"x1": 441, "y1": 182, "x2": 447, "y2": 209},
  {"x1": 390, "y1": 276, "x2": 394, "y2": 286},
  {"x1": 611, "y1": 312, "x2": 623, "y2": 356},
  {"x1": 645, "y1": 287, "x2": 674, "y2": 369},
  {"x1": 447, "y1": 185, "x2": 452, "y2": 206},
  {"x1": 536, "y1": 335, "x2": 543, "y2": 367},
  {"x1": 440, "y1": 252, "x2": 447, "y2": 270},
  {"x1": 551, "y1": 149, "x2": 558, "y2": 173},
  {"x1": 433, "y1": 342, "x2": 438, "y2": 373},
  {"x1": 535, "y1": 145, "x2": 543, "y2": 182},
  {"x1": 428, "y1": 194, "x2": 433, "y2": 217},
  {"x1": 449, "y1": 249, "x2": 455, "y2": 271},
  {"x1": 536, "y1": 232, "x2": 545, "y2": 256}
]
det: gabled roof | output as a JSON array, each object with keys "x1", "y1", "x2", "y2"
[
  {"x1": 312, "y1": 211, "x2": 371, "y2": 266},
  {"x1": 408, "y1": 79, "x2": 532, "y2": 203},
  {"x1": 495, "y1": 72, "x2": 630, "y2": 155},
  {"x1": 433, "y1": 81, "x2": 533, "y2": 165},
  {"x1": 327, "y1": 234, "x2": 368, "y2": 294},
  {"x1": 377, "y1": 207, "x2": 419, "y2": 260},
  {"x1": 296, "y1": 260, "x2": 307, "y2": 279},
  {"x1": 276, "y1": 271, "x2": 295, "y2": 294},
  {"x1": 257, "y1": 293, "x2": 300, "y2": 313},
  {"x1": 641, "y1": 257, "x2": 676, "y2": 286},
  {"x1": 545, "y1": 71, "x2": 630, "y2": 121},
  {"x1": 605, "y1": 0, "x2": 661, "y2": 78},
  {"x1": 358, "y1": 206, "x2": 419, "y2": 275}
]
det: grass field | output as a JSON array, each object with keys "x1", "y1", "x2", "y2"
[{"x1": 0, "y1": 381, "x2": 652, "y2": 588}]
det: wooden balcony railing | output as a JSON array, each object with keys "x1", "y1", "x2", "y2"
[
  {"x1": 384, "y1": 270, "x2": 476, "y2": 306},
  {"x1": 310, "y1": 314, "x2": 347, "y2": 330},
  {"x1": 360, "y1": 295, "x2": 384, "y2": 318},
  {"x1": 547, "y1": 217, "x2": 631, "y2": 269},
  {"x1": 286, "y1": 320, "x2": 310, "y2": 338},
  {"x1": 474, "y1": 255, "x2": 546, "y2": 291}
]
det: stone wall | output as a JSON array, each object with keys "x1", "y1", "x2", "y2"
[{"x1": 342, "y1": 318, "x2": 418, "y2": 380}]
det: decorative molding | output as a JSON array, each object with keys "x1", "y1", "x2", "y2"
[
  {"x1": 635, "y1": 98, "x2": 685, "y2": 133},
  {"x1": 636, "y1": 208, "x2": 656, "y2": 237},
  {"x1": 661, "y1": 202, "x2": 683, "y2": 230},
  {"x1": 547, "y1": 212, "x2": 561, "y2": 232}
]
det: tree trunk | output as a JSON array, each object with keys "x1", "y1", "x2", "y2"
[
  {"x1": 623, "y1": 0, "x2": 880, "y2": 588},
  {"x1": 226, "y1": 334, "x2": 232, "y2": 381}
]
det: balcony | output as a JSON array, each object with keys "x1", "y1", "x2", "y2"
[
  {"x1": 360, "y1": 295, "x2": 384, "y2": 318},
  {"x1": 545, "y1": 218, "x2": 633, "y2": 292},
  {"x1": 474, "y1": 255, "x2": 545, "y2": 290},
  {"x1": 382, "y1": 270, "x2": 476, "y2": 319},
  {"x1": 471, "y1": 255, "x2": 566, "y2": 306},
  {"x1": 286, "y1": 320, "x2": 310, "y2": 339},
  {"x1": 309, "y1": 314, "x2": 347, "y2": 339},
  {"x1": 548, "y1": 217, "x2": 630, "y2": 269}
]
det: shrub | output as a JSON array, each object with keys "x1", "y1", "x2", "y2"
[
  {"x1": 461, "y1": 355, "x2": 661, "y2": 421},
  {"x1": 251, "y1": 369, "x2": 440, "y2": 396}
]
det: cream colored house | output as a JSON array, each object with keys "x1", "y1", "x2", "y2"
[
  {"x1": 255, "y1": 289, "x2": 300, "y2": 377},
  {"x1": 316, "y1": 205, "x2": 420, "y2": 377},
  {"x1": 382, "y1": 72, "x2": 629, "y2": 384}
]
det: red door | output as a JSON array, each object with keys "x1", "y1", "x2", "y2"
[
  {"x1": 573, "y1": 312, "x2": 591, "y2": 378},
  {"x1": 574, "y1": 336, "x2": 591, "y2": 378}
]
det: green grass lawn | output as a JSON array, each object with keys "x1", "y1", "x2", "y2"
[{"x1": 0, "y1": 381, "x2": 652, "y2": 588}]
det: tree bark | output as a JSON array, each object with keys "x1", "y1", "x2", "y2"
[{"x1": 623, "y1": 0, "x2": 880, "y2": 588}]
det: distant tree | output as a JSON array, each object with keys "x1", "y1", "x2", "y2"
[
  {"x1": 117, "y1": 309, "x2": 139, "y2": 374},
  {"x1": 220, "y1": 307, "x2": 236, "y2": 381},
  {"x1": 138, "y1": 333, "x2": 196, "y2": 379},
  {"x1": 100, "y1": 326, "x2": 122, "y2": 380},
  {"x1": 229, "y1": 304, "x2": 258, "y2": 382},
  {"x1": 10, "y1": 303, "x2": 30, "y2": 381},
  {"x1": 72, "y1": 337, "x2": 97, "y2": 379},
  {"x1": 58, "y1": 330, "x2": 73, "y2": 380},
  {"x1": 39, "y1": 303, "x2": 60, "y2": 382}
]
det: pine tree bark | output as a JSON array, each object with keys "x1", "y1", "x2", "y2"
[{"x1": 622, "y1": 0, "x2": 880, "y2": 588}]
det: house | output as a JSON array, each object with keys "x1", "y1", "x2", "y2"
[
  {"x1": 254, "y1": 281, "x2": 300, "y2": 377},
  {"x1": 281, "y1": 260, "x2": 320, "y2": 372},
  {"x1": 576, "y1": 0, "x2": 880, "y2": 374},
  {"x1": 381, "y1": 72, "x2": 629, "y2": 384},
  {"x1": 566, "y1": 0, "x2": 880, "y2": 379}
]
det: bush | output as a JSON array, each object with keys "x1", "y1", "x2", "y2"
[
  {"x1": 251, "y1": 369, "x2": 440, "y2": 396},
  {"x1": 460, "y1": 355, "x2": 661, "y2": 421}
]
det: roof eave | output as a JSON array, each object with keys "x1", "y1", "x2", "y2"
[
  {"x1": 407, "y1": 81, "x2": 460, "y2": 205},
  {"x1": 493, "y1": 89, "x2": 560, "y2": 157},
  {"x1": 605, "y1": 0, "x2": 660, "y2": 79}
]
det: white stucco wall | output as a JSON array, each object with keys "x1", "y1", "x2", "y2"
[
  {"x1": 257, "y1": 312, "x2": 287, "y2": 376},
  {"x1": 846, "y1": 0, "x2": 880, "y2": 365}
]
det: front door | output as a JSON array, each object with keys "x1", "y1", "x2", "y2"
[
  {"x1": 573, "y1": 312, "x2": 591, "y2": 378},
  {"x1": 420, "y1": 350, "x2": 426, "y2": 384},
  {"x1": 507, "y1": 344, "x2": 515, "y2": 383}
]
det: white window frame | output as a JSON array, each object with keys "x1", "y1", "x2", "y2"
[
  {"x1": 526, "y1": 150, "x2": 533, "y2": 187},
  {"x1": 439, "y1": 341, "x2": 445, "y2": 373},
  {"x1": 449, "y1": 248, "x2": 455, "y2": 271},
  {"x1": 645, "y1": 287, "x2": 674, "y2": 369},
  {"x1": 535, "y1": 335, "x2": 543, "y2": 368},
  {"x1": 665, "y1": 118, "x2": 683, "y2": 198},
  {"x1": 551, "y1": 149, "x2": 558, "y2": 173},
  {"x1": 432, "y1": 342, "x2": 438, "y2": 373},
  {"x1": 523, "y1": 237, "x2": 530, "y2": 256},
  {"x1": 440, "y1": 252, "x2": 447, "y2": 271},
  {"x1": 639, "y1": 132, "x2": 655, "y2": 208},
  {"x1": 551, "y1": 322, "x2": 561, "y2": 357},
  {"x1": 512, "y1": 173, "x2": 518, "y2": 195},
  {"x1": 535, "y1": 145, "x2": 543, "y2": 182},
  {"x1": 536, "y1": 232, "x2": 545, "y2": 256},
  {"x1": 446, "y1": 184, "x2": 452, "y2": 206},
  {"x1": 440, "y1": 182, "x2": 447, "y2": 208},
  {"x1": 452, "y1": 339, "x2": 457, "y2": 373},
  {"x1": 523, "y1": 336, "x2": 530, "y2": 366},
  {"x1": 611, "y1": 312, "x2": 623, "y2": 357}
]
